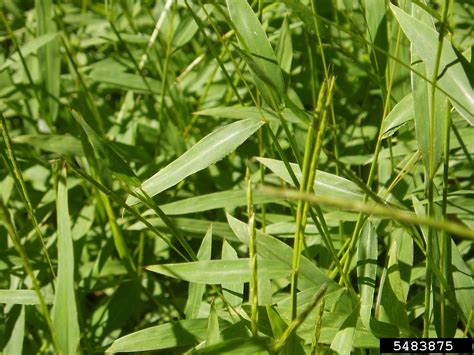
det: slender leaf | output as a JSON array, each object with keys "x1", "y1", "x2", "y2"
[
  {"x1": 227, "y1": 0, "x2": 285, "y2": 106},
  {"x1": 0, "y1": 33, "x2": 57, "y2": 71},
  {"x1": 391, "y1": 4, "x2": 474, "y2": 125},
  {"x1": 221, "y1": 240, "x2": 243, "y2": 306},
  {"x1": 185, "y1": 227, "x2": 212, "y2": 319},
  {"x1": 127, "y1": 118, "x2": 264, "y2": 205},
  {"x1": 356, "y1": 221, "x2": 378, "y2": 330},
  {"x1": 146, "y1": 258, "x2": 290, "y2": 284},
  {"x1": 52, "y1": 165, "x2": 80, "y2": 354},
  {"x1": 0, "y1": 290, "x2": 54, "y2": 304},
  {"x1": 257, "y1": 157, "x2": 363, "y2": 201}
]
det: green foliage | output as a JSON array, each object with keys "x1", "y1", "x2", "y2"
[{"x1": 0, "y1": 0, "x2": 472, "y2": 354}]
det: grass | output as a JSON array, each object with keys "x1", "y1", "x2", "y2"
[{"x1": 0, "y1": 0, "x2": 473, "y2": 354}]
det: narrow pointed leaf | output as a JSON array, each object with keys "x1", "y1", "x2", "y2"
[
  {"x1": 257, "y1": 157, "x2": 363, "y2": 201},
  {"x1": 391, "y1": 4, "x2": 474, "y2": 124},
  {"x1": 185, "y1": 227, "x2": 212, "y2": 319},
  {"x1": 382, "y1": 94, "x2": 414, "y2": 139},
  {"x1": 0, "y1": 33, "x2": 57, "y2": 71},
  {"x1": 357, "y1": 222, "x2": 378, "y2": 330},
  {"x1": 53, "y1": 166, "x2": 80, "y2": 354},
  {"x1": 221, "y1": 240, "x2": 243, "y2": 306},
  {"x1": 227, "y1": 0, "x2": 285, "y2": 106},
  {"x1": 0, "y1": 290, "x2": 54, "y2": 305},
  {"x1": 127, "y1": 118, "x2": 264, "y2": 205},
  {"x1": 146, "y1": 259, "x2": 289, "y2": 284}
]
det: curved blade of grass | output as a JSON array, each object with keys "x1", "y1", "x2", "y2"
[
  {"x1": 226, "y1": 0, "x2": 285, "y2": 106},
  {"x1": 257, "y1": 157, "x2": 363, "y2": 201},
  {"x1": 376, "y1": 229, "x2": 410, "y2": 334},
  {"x1": 356, "y1": 221, "x2": 378, "y2": 330},
  {"x1": 391, "y1": 4, "x2": 474, "y2": 125},
  {"x1": 53, "y1": 165, "x2": 80, "y2": 354},
  {"x1": 146, "y1": 258, "x2": 289, "y2": 284},
  {"x1": 191, "y1": 337, "x2": 272, "y2": 355},
  {"x1": 88, "y1": 69, "x2": 162, "y2": 95},
  {"x1": 13, "y1": 134, "x2": 84, "y2": 156},
  {"x1": 36, "y1": 0, "x2": 60, "y2": 125},
  {"x1": 0, "y1": 290, "x2": 54, "y2": 305},
  {"x1": 195, "y1": 106, "x2": 300, "y2": 124},
  {"x1": 0, "y1": 33, "x2": 57, "y2": 71},
  {"x1": 3, "y1": 305, "x2": 25, "y2": 355},
  {"x1": 71, "y1": 111, "x2": 140, "y2": 187},
  {"x1": 184, "y1": 227, "x2": 212, "y2": 319},
  {"x1": 158, "y1": 189, "x2": 283, "y2": 216},
  {"x1": 276, "y1": 16, "x2": 293, "y2": 74},
  {"x1": 107, "y1": 319, "x2": 222, "y2": 352},
  {"x1": 382, "y1": 93, "x2": 414, "y2": 139},
  {"x1": 127, "y1": 118, "x2": 264, "y2": 205}
]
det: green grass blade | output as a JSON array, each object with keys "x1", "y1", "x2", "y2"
[
  {"x1": 88, "y1": 68, "x2": 162, "y2": 95},
  {"x1": 195, "y1": 106, "x2": 301, "y2": 124},
  {"x1": 35, "y1": 0, "x2": 60, "y2": 125},
  {"x1": 329, "y1": 305, "x2": 359, "y2": 355},
  {"x1": 382, "y1": 93, "x2": 414, "y2": 139},
  {"x1": 0, "y1": 33, "x2": 57, "y2": 71},
  {"x1": 257, "y1": 157, "x2": 363, "y2": 201},
  {"x1": 185, "y1": 227, "x2": 213, "y2": 319},
  {"x1": 106, "y1": 319, "x2": 215, "y2": 352},
  {"x1": 276, "y1": 16, "x2": 293, "y2": 74},
  {"x1": 391, "y1": 4, "x2": 474, "y2": 125},
  {"x1": 12, "y1": 134, "x2": 84, "y2": 157},
  {"x1": 226, "y1": 0, "x2": 285, "y2": 106},
  {"x1": 158, "y1": 189, "x2": 283, "y2": 216},
  {"x1": 127, "y1": 118, "x2": 264, "y2": 205},
  {"x1": 3, "y1": 306, "x2": 25, "y2": 355},
  {"x1": 226, "y1": 214, "x2": 338, "y2": 291},
  {"x1": 356, "y1": 221, "x2": 378, "y2": 330},
  {"x1": 376, "y1": 229, "x2": 410, "y2": 335},
  {"x1": 205, "y1": 302, "x2": 222, "y2": 346},
  {"x1": 0, "y1": 290, "x2": 54, "y2": 305},
  {"x1": 145, "y1": 259, "x2": 289, "y2": 284},
  {"x1": 221, "y1": 240, "x2": 243, "y2": 306},
  {"x1": 53, "y1": 165, "x2": 80, "y2": 354}
]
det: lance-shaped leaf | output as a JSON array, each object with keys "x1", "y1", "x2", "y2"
[
  {"x1": 391, "y1": 4, "x2": 474, "y2": 125},
  {"x1": 53, "y1": 166, "x2": 80, "y2": 354},
  {"x1": 0, "y1": 33, "x2": 57, "y2": 71},
  {"x1": 382, "y1": 94, "x2": 414, "y2": 139},
  {"x1": 0, "y1": 290, "x2": 54, "y2": 305},
  {"x1": 356, "y1": 221, "x2": 378, "y2": 330},
  {"x1": 146, "y1": 258, "x2": 289, "y2": 284},
  {"x1": 184, "y1": 227, "x2": 212, "y2": 319},
  {"x1": 257, "y1": 157, "x2": 363, "y2": 201},
  {"x1": 127, "y1": 118, "x2": 264, "y2": 205},
  {"x1": 227, "y1": 0, "x2": 285, "y2": 106}
]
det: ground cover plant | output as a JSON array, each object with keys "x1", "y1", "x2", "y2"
[{"x1": 0, "y1": 0, "x2": 473, "y2": 353}]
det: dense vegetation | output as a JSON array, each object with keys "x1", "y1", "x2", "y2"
[{"x1": 0, "y1": 0, "x2": 473, "y2": 353}]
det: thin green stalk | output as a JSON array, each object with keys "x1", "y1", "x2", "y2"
[
  {"x1": 246, "y1": 167, "x2": 258, "y2": 336},
  {"x1": 340, "y1": 20, "x2": 403, "y2": 277},
  {"x1": 310, "y1": 295, "x2": 325, "y2": 355},
  {"x1": 260, "y1": 186, "x2": 474, "y2": 240},
  {"x1": 0, "y1": 113, "x2": 56, "y2": 280},
  {"x1": 424, "y1": 0, "x2": 450, "y2": 337},
  {"x1": 440, "y1": 103, "x2": 452, "y2": 337},
  {"x1": 273, "y1": 283, "x2": 328, "y2": 354},
  {"x1": 0, "y1": 201, "x2": 61, "y2": 353}
]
